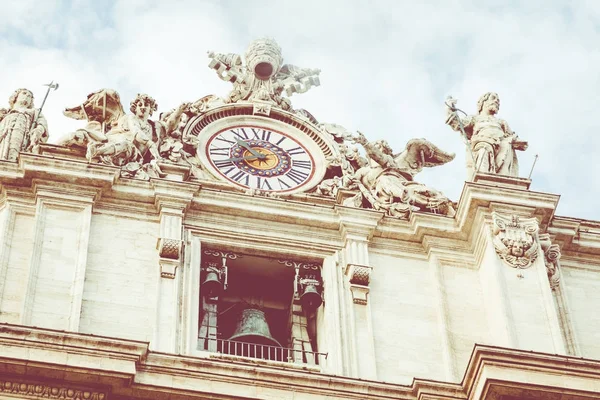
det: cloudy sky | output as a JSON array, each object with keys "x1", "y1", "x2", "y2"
[{"x1": 1, "y1": 0, "x2": 599, "y2": 220}]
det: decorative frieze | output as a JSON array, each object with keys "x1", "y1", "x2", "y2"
[
  {"x1": 0, "y1": 378, "x2": 106, "y2": 400},
  {"x1": 491, "y1": 212, "x2": 539, "y2": 268}
]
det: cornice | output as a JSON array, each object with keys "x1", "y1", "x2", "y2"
[
  {"x1": 335, "y1": 205, "x2": 384, "y2": 242},
  {"x1": 2, "y1": 325, "x2": 600, "y2": 400}
]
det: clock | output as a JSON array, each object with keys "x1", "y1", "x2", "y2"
[
  {"x1": 204, "y1": 125, "x2": 315, "y2": 192},
  {"x1": 187, "y1": 106, "x2": 332, "y2": 194}
]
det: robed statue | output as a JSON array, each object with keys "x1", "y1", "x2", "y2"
[
  {"x1": 445, "y1": 92, "x2": 527, "y2": 177},
  {"x1": 0, "y1": 88, "x2": 48, "y2": 161}
]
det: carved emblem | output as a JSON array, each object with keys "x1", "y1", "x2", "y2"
[{"x1": 492, "y1": 212, "x2": 539, "y2": 268}]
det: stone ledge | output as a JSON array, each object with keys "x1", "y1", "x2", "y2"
[{"x1": 2, "y1": 324, "x2": 600, "y2": 400}]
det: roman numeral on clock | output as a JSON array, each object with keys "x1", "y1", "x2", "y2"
[
  {"x1": 214, "y1": 159, "x2": 234, "y2": 169},
  {"x1": 209, "y1": 147, "x2": 230, "y2": 157},
  {"x1": 256, "y1": 177, "x2": 273, "y2": 190},
  {"x1": 286, "y1": 168, "x2": 309, "y2": 184},
  {"x1": 251, "y1": 128, "x2": 272, "y2": 141},
  {"x1": 277, "y1": 178, "x2": 291, "y2": 190},
  {"x1": 230, "y1": 170, "x2": 249, "y2": 186},
  {"x1": 215, "y1": 136, "x2": 235, "y2": 145},
  {"x1": 286, "y1": 146, "x2": 305, "y2": 156},
  {"x1": 293, "y1": 160, "x2": 312, "y2": 170},
  {"x1": 230, "y1": 128, "x2": 249, "y2": 140}
]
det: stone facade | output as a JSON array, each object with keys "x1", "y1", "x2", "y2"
[{"x1": 0, "y1": 39, "x2": 598, "y2": 400}]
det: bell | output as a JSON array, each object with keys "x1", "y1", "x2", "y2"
[
  {"x1": 229, "y1": 308, "x2": 281, "y2": 347},
  {"x1": 201, "y1": 270, "x2": 222, "y2": 298},
  {"x1": 300, "y1": 283, "x2": 322, "y2": 312}
]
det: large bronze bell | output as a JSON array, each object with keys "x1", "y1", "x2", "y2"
[
  {"x1": 229, "y1": 308, "x2": 281, "y2": 347},
  {"x1": 300, "y1": 282, "x2": 322, "y2": 312},
  {"x1": 201, "y1": 270, "x2": 222, "y2": 298}
]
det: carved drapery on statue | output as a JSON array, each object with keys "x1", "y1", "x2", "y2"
[
  {"x1": 445, "y1": 93, "x2": 528, "y2": 178},
  {"x1": 0, "y1": 88, "x2": 49, "y2": 161},
  {"x1": 492, "y1": 212, "x2": 539, "y2": 268}
]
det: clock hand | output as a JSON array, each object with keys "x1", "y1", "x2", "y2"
[
  {"x1": 235, "y1": 138, "x2": 266, "y2": 158},
  {"x1": 221, "y1": 155, "x2": 263, "y2": 162}
]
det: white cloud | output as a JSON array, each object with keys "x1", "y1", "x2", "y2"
[{"x1": 0, "y1": 0, "x2": 598, "y2": 219}]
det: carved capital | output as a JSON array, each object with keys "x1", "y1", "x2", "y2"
[
  {"x1": 345, "y1": 263, "x2": 372, "y2": 305},
  {"x1": 346, "y1": 263, "x2": 372, "y2": 286},
  {"x1": 157, "y1": 238, "x2": 182, "y2": 260},
  {"x1": 160, "y1": 258, "x2": 179, "y2": 279},
  {"x1": 491, "y1": 212, "x2": 539, "y2": 269},
  {"x1": 349, "y1": 285, "x2": 369, "y2": 305}
]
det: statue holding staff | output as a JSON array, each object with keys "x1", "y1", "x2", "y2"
[
  {"x1": 445, "y1": 92, "x2": 527, "y2": 177},
  {"x1": 0, "y1": 88, "x2": 49, "y2": 161}
]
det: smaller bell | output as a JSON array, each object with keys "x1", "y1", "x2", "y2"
[
  {"x1": 300, "y1": 282, "x2": 322, "y2": 312},
  {"x1": 202, "y1": 270, "x2": 222, "y2": 298}
]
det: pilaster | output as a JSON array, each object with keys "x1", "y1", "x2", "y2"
[
  {"x1": 336, "y1": 206, "x2": 383, "y2": 380},
  {"x1": 0, "y1": 188, "x2": 35, "y2": 323},
  {"x1": 152, "y1": 179, "x2": 198, "y2": 353},
  {"x1": 22, "y1": 181, "x2": 100, "y2": 331}
]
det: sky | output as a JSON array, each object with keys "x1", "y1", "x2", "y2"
[{"x1": 1, "y1": 0, "x2": 599, "y2": 220}]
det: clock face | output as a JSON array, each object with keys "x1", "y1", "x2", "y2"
[{"x1": 205, "y1": 125, "x2": 316, "y2": 192}]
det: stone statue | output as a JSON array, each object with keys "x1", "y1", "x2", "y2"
[
  {"x1": 207, "y1": 38, "x2": 320, "y2": 115},
  {"x1": 445, "y1": 93, "x2": 527, "y2": 177},
  {"x1": 347, "y1": 132, "x2": 456, "y2": 218},
  {"x1": 59, "y1": 88, "x2": 125, "y2": 155},
  {"x1": 0, "y1": 88, "x2": 48, "y2": 161},
  {"x1": 60, "y1": 90, "x2": 189, "y2": 179}
]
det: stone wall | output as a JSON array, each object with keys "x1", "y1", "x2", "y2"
[
  {"x1": 0, "y1": 207, "x2": 34, "y2": 324},
  {"x1": 369, "y1": 253, "x2": 445, "y2": 384},
  {"x1": 79, "y1": 213, "x2": 159, "y2": 342},
  {"x1": 561, "y1": 262, "x2": 600, "y2": 359}
]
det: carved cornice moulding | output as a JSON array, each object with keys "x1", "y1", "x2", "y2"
[
  {"x1": 3, "y1": 155, "x2": 600, "y2": 262},
  {"x1": 2, "y1": 325, "x2": 600, "y2": 400}
]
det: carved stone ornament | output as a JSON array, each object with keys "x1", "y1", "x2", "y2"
[
  {"x1": 345, "y1": 263, "x2": 372, "y2": 305},
  {"x1": 539, "y1": 233, "x2": 561, "y2": 289},
  {"x1": 492, "y1": 212, "x2": 539, "y2": 269},
  {"x1": 0, "y1": 377, "x2": 106, "y2": 400},
  {"x1": 207, "y1": 38, "x2": 320, "y2": 114},
  {"x1": 160, "y1": 259, "x2": 178, "y2": 279},
  {"x1": 157, "y1": 238, "x2": 182, "y2": 260}
]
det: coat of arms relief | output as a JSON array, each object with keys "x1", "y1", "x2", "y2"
[{"x1": 491, "y1": 212, "x2": 540, "y2": 269}]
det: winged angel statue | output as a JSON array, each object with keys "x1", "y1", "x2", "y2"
[
  {"x1": 57, "y1": 89, "x2": 206, "y2": 179},
  {"x1": 317, "y1": 126, "x2": 456, "y2": 219}
]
